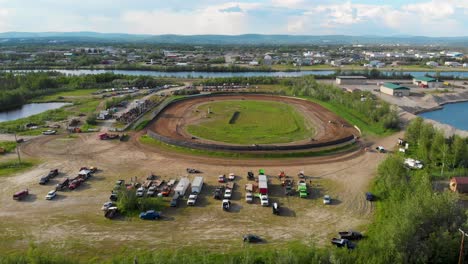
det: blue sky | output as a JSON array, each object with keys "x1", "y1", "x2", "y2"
[{"x1": 0, "y1": 0, "x2": 467, "y2": 36}]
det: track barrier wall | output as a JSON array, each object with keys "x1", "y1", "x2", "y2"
[{"x1": 146, "y1": 93, "x2": 357, "y2": 152}]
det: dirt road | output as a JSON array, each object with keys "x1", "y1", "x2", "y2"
[{"x1": 0, "y1": 130, "x2": 403, "y2": 258}]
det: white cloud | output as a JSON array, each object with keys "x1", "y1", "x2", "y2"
[
  {"x1": 0, "y1": 8, "x2": 12, "y2": 31},
  {"x1": 121, "y1": 3, "x2": 262, "y2": 35}
]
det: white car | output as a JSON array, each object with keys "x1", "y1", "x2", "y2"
[
  {"x1": 404, "y1": 158, "x2": 424, "y2": 169},
  {"x1": 147, "y1": 186, "x2": 157, "y2": 197},
  {"x1": 323, "y1": 195, "x2": 331, "y2": 205},
  {"x1": 224, "y1": 189, "x2": 233, "y2": 199},
  {"x1": 245, "y1": 192, "x2": 253, "y2": 203},
  {"x1": 45, "y1": 190, "x2": 57, "y2": 200},
  {"x1": 187, "y1": 193, "x2": 198, "y2": 206},
  {"x1": 260, "y1": 194, "x2": 269, "y2": 206},
  {"x1": 228, "y1": 173, "x2": 235, "y2": 181},
  {"x1": 136, "y1": 187, "x2": 145, "y2": 197},
  {"x1": 101, "y1": 202, "x2": 114, "y2": 211},
  {"x1": 42, "y1": 130, "x2": 57, "y2": 135}
]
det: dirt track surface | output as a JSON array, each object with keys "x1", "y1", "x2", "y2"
[
  {"x1": 150, "y1": 94, "x2": 359, "y2": 149},
  {"x1": 0, "y1": 130, "x2": 403, "y2": 257}
]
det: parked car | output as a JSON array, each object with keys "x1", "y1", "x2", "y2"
[
  {"x1": 42, "y1": 130, "x2": 57, "y2": 135},
  {"x1": 331, "y1": 238, "x2": 355, "y2": 249},
  {"x1": 245, "y1": 192, "x2": 253, "y2": 203},
  {"x1": 260, "y1": 194, "x2": 269, "y2": 206},
  {"x1": 101, "y1": 202, "x2": 114, "y2": 211},
  {"x1": 105, "y1": 207, "x2": 118, "y2": 219},
  {"x1": 136, "y1": 187, "x2": 145, "y2": 197},
  {"x1": 243, "y1": 234, "x2": 263, "y2": 243},
  {"x1": 339, "y1": 231, "x2": 363, "y2": 240},
  {"x1": 218, "y1": 175, "x2": 226, "y2": 183},
  {"x1": 147, "y1": 186, "x2": 157, "y2": 197},
  {"x1": 222, "y1": 199, "x2": 231, "y2": 211},
  {"x1": 366, "y1": 192, "x2": 375, "y2": 201},
  {"x1": 13, "y1": 189, "x2": 29, "y2": 200},
  {"x1": 139, "y1": 210, "x2": 161, "y2": 220},
  {"x1": 39, "y1": 176, "x2": 50, "y2": 185},
  {"x1": 224, "y1": 188, "x2": 233, "y2": 199},
  {"x1": 213, "y1": 186, "x2": 224, "y2": 200},
  {"x1": 68, "y1": 180, "x2": 81, "y2": 190},
  {"x1": 109, "y1": 191, "x2": 118, "y2": 202},
  {"x1": 247, "y1": 171, "x2": 255, "y2": 180},
  {"x1": 228, "y1": 173, "x2": 235, "y2": 181},
  {"x1": 45, "y1": 190, "x2": 57, "y2": 200},
  {"x1": 187, "y1": 192, "x2": 198, "y2": 206},
  {"x1": 47, "y1": 169, "x2": 59, "y2": 178},
  {"x1": 376, "y1": 146, "x2": 386, "y2": 153},
  {"x1": 323, "y1": 195, "x2": 331, "y2": 205}
]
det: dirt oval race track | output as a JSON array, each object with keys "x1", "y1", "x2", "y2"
[{"x1": 148, "y1": 94, "x2": 360, "y2": 152}]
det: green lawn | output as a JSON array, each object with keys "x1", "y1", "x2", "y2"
[
  {"x1": 187, "y1": 100, "x2": 314, "y2": 144},
  {"x1": 0, "y1": 159, "x2": 38, "y2": 177},
  {"x1": 34, "y1": 89, "x2": 100, "y2": 102},
  {"x1": 0, "y1": 141, "x2": 17, "y2": 153}
]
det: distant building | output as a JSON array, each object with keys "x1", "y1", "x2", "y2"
[
  {"x1": 380, "y1": 83, "x2": 410, "y2": 97},
  {"x1": 450, "y1": 177, "x2": 468, "y2": 193},
  {"x1": 426, "y1": 61, "x2": 439, "y2": 67},
  {"x1": 463, "y1": 63, "x2": 468, "y2": 68},
  {"x1": 413, "y1": 77, "x2": 442, "y2": 88},
  {"x1": 263, "y1": 55, "x2": 272, "y2": 66},
  {"x1": 445, "y1": 61, "x2": 462, "y2": 67},
  {"x1": 249, "y1": 61, "x2": 259, "y2": 66},
  {"x1": 336, "y1": 76, "x2": 367, "y2": 85}
]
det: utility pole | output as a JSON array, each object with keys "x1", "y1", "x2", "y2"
[
  {"x1": 458, "y1": 228, "x2": 468, "y2": 264},
  {"x1": 14, "y1": 132, "x2": 21, "y2": 165}
]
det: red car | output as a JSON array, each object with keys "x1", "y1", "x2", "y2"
[{"x1": 68, "y1": 180, "x2": 81, "y2": 190}]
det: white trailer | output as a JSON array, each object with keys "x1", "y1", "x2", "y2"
[
  {"x1": 191, "y1": 176, "x2": 204, "y2": 193},
  {"x1": 174, "y1": 177, "x2": 190, "y2": 196},
  {"x1": 258, "y1": 175, "x2": 268, "y2": 195}
]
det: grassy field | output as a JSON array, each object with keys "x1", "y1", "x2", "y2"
[
  {"x1": 187, "y1": 100, "x2": 314, "y2": 144},
  {"x1": 0, "y1": 159, "x2": 38, "y2": 177},
  {"x1": 0, "y1": 141, "x2": 17, "y2": 153},
  {"x1": 33, "y1": 89, "x2": 101, "y2": 102}
]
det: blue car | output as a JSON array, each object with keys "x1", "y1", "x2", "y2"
[
  {"x1": 139, "y1": 210, "x2": 161, "y2": 220},
  {"x1": 366, "y1": 192, "x2": 375, "y2": 201}
]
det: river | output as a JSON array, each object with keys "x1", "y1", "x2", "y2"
[
  {"x1": 419, "y1": 102, "x2": 468, "y2": 131},
  {"x1": 7, "y1": 69, "x2": 468, "y2": 78},
  {"x1": 0, "y1": 103, "x2": 70, "y2": 122}
]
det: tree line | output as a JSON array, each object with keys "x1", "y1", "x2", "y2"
[
  {"x1": 405, "y1": 117, "x2": 468, "y2": 178},
  {"x1": 0, "y1": 72, "x2": 176, "y2": 111}
]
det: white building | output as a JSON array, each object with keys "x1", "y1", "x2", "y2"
[
  {"x1": 445, "y1": 61, "x2": 462, "y2": 67},
  {"x1": 263, "y1": 55, "x2": 272, "y2": 66},
  {"x1": 426, "y1": 61, "x2": 439, "y2": 67}
]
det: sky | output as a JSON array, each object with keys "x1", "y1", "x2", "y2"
[{"x1": 0, "y1": 0, "x2": 467, "y2": 36}]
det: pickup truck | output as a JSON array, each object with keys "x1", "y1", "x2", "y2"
[
  {"x1": 48, "y1": 169, "x2": 59, "y2": 178},
  {"x1": 139, "y1": 210, "x2": 161, "y2": 220},
  {"x1": 213, "y1": 186, "x2": 224, "y2": 200},
  {"x1": 39, "y1": 176, "x2": 50, "y2": 185},
  {"x1": 338, "y1": 231, "x2": 363, "y2": 240},
  {"x1": 55, "y1": 178, "x2": 69, "y2": 191},
  {"x1": 13, "y1": 189, "x2": 29, "y2": 200},
  {"x1": 187, "y1": 192, "x2": 198, "y2": 206},
  {"x1": 222, "y1": 199, "x2": 231, "y2": 211},
  {"x1": 68, "y1": 180, "x2": 81, "y2": 190}
]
